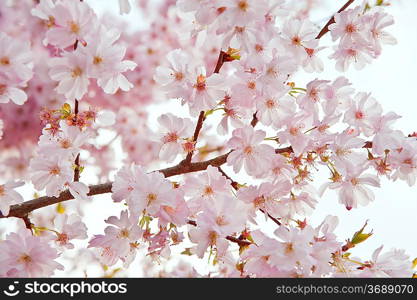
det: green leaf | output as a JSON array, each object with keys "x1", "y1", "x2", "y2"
[{"x1": 351, "y1": 221, "x2": 373, "y2": 245}]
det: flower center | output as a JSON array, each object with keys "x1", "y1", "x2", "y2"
[
  {"x1": 243, "y1": 146, "x2": 253, "y2": 154},
  {"x1": 247, "y1": 81, "x2": 256, "y2": 89},
  {"x1": 254, "y1": 196, "x2": 265, "y2": 207},
  {"x1": 254, "y1": 44, "x2": 263, "y2": 53},
  {"x1": 60, "y1": 139, "x2": 71, "y2": 149},
  {"x1": 347, "y1": 48, "x2": 357, "y2": 57},
  {"x1": 350, "y1": 178, "x2": 359, "y2": 185},
  {"x1": 49, "y1": 166, "x2": 61, "y2": 175},
  {"x1": 118, "y1": 229, "x2": 130, "y2": 238},
  {"x1": 289, "y1": 127, "x2": 299, "y2": 136},
  {"x1": 285, "y1": 242, "x2": 294, "y2": 254},
  {"x1": 291, "y1": 36, "x2": 301, "y2": 46},
  {"x1": 345, "y1": 23, "x2": 357, "y2": 34},
  {"x1": 0, "y1": 185, "x2": 5, "y2": 196},
  {"x1": 56, "y1": 233, "x2": 69, "y2": 245},
  {"x1": 69, "y1": 21, "x2": 80, "y2": 34},
  {"x1": 0, "y1": 84, "x2": 6, "y2": 95},
  {"x1": 174, "y1": 72, "x2": 184, "y2": 81},
  {"x1": 71, "y1": 67, "x2": 83, "y2": 78},
  {"x1": 203, "y1": 185, "x2": 214, "y2": 196},
  {"x1": 208, "y1": 231, "x2": 217, "y2": 245},
  {"x1": 0, "y1": 57, "x2": 10, "y2": 65},
  {"x1": 195, "y1": 74, "x2": 206, "y2": 91},
  {"x1": 93, "y1": 56, "x2": 103, "y2": 65},
  {"x1": 265, "y1": 98, "x2": 276, "y2": 108},
  {"x1": 18, "y1": 253, "x2": 32, "y2": 264},
  {"x1": 147, "y1": 193, "x2": 157, "y2": 204},
  {"x1": 238, "y1": 1, "x2": 248, "y2": 11},
  {"x1": 216, "y1": 215, "x2": 229, "y2": 226},
  {"x1": 163, "y1": 132, "x2": 178, "y2": 143},
  {"x1": 355, "y1": 111, "x2": 364, "y2": 119}
]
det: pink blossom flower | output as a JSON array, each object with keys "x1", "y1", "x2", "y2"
[
  {"x1": 0, "y1": 181, "x2": 24, "y2": 216},
  {"x1": 330, "y1": 40, "x2": 373, "y2": 72},
  {"x1": 183, "y1": 165, "x2": 232, "y2": 214},
  {"x1": 0, "y1": 224, "x2": 63, "y2": 277},
  {"x1": 256, "y1": 84, "x2": 295, "y2": 128},
  {"x1": 129, "y1": 169, "x2": 173, "y2": 217},
  {"x1": 280, "y1": 19, "x2": 317, "y2": 61},
  {"x1": 53, "y1": 213, "x2": 88, "y2": 250},
  {"x1": 343, "y1": 92, "x2": 382, "y2": 136},
  {"x1": 84, "y1": 25, "x2": 136, "y2": 94},
  {"x1": 43, "y1": 0, "x2": 96, "y2": 49},
  {"x1": 156, "y1": 190, "x2": 190, "y2": 227},
  {"x1": 0, "y1": 78, "x2": 28, "y2": 105},
  {"x1": 391, "y1": 139, "x2": 417, "y2": 186},
  {"x1": 320, "y1": 165, "x2": 380, "y2": 210},
  {"x1": 365, "y1": 10, "x2": 397, "y2": 56},
  {"x1": 227, "y1": 126, "x2": 275, "y2": 176},
  {"x1": 359, "y1": 246, "x2": 414, "y2": 277},
  {"x1": 277, "y1": 113, "x2": 313, "y2": 156},
  {"x1": 259, "y1": 53, "x2": 297, "y2": 85},
  {"x1": 321, "y1": 76, "x2": 354, "y2": 116},
  {"x1": 49, "y1": 50, "x2": 90, "y2": 101},
  {"x1": 154, "y1": 49, "x2": 191, "y2": 100},
  {"x1": 157, "y1": 113, "x2": 193, "y2": 162},
  {"x1": 30, "y1": 155, "x2": 90, "y2": 200},
  {"x1": 219, "y1": 0, "x2": 268, "y2": 27},
  {"x1": 88, "y1": 210, "x2": 142, "y2": 267},
  {"x1": 241, "y1": 230, "x2": 283, "y2": 277},
  {"x1": 237, "y1": 181, "x2": 291, "y2": 220},
  {"x1": 281, "y1": 191, "x2": 318, "y2": 217},
  {"x1": 187, "y1": 67, "x2": 225, "y2": 116},
  {"x1": 0, "y1": 33, "x2": 33, "y2": 83},
  {"x1": 268, "y1": 226, "x2": 316, "y2": 274},
  {"x1": 329, "y1": 7, "x2": 365, "y2": 44},
  {"x1": 177, "y1": 0, "x2": 218, "y2": 25},
  {"x1": 39, "y1": 121, "x2": 92, "y2": 156},
  {"x1": 111, "y1": 163, "x2": 143, "y2": 203},
  {"x1": 190, "y1": 195, "x2": 248, "y2": 258}
]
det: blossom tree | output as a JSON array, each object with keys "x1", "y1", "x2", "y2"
[{"x1": 0, "y1": 0, "x2": 416, "y2": 278}]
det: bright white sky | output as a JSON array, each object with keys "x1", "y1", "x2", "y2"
[{"x1": 8, "y1": 0, "x2": 414, "y2": 277}]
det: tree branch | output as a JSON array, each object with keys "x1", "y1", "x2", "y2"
[
  {"x1": 315, "y1": 0, "x2": 356, "y2": 39},
  {"x1": 2, "y1": 141, "x2": 373, "y2": 219},
  {"x1": 73, "y1": 99, "x2": 81, "y2": 182},
  {"x1": 183, "y1": 111, "x2": 206, "y2": 165}
]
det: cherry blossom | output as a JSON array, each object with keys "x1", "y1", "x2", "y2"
[
  {"x1": 0, "y1": 180, "x2": 24, "y2": 216},
  {"x1": 227, "y1": 126, "x2": 275, "y2": 176},
  {"x1": 0, "y1": 0, "x2": 414, "y2": 279},
  {"x1": 0, "y1": 223, "x2": 63, "y2": 277},
  {"x1": 88, "y1": 210, "x2": 142, "y2": 266},
  {"x1": 53, "y1": 213, "x2": 88, "y2": 250},
  {"x1": 157, "y1": 113, "x2": 193, "y2": 162}
]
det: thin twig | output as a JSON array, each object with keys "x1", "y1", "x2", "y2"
[
  {"x1": 315, "y1": 0, "x2": 356, "y2": 39},
  {"x1": 73, "y1": 99, "x2": 80, "y2": 182}
]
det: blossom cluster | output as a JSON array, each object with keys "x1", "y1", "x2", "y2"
[{"x1": 0, "y1": 0, "x2": 415, "y2": 279}]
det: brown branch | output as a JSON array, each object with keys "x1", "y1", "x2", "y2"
[
  {"x1": 73, "y1": 99, "x2": 80, "y2": 182},
  {"x1": 182, "y1": 50, "x2": 228, "y2": 166},
  {"x1": 315, "y1": 0, "x2": 356, "y2": 39},
  {"x1": 183, "y1": 111, "x2": 205, "y2": 165},
  {"x1": 2, "y1": 142, "x2": 374, "y2": 219},
  {"x1": 213, "y1": 51, "x2": 226, "y2": 74},
  {"x1": 250, "y1": 112, "x2": 258, "y2": 128}
]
